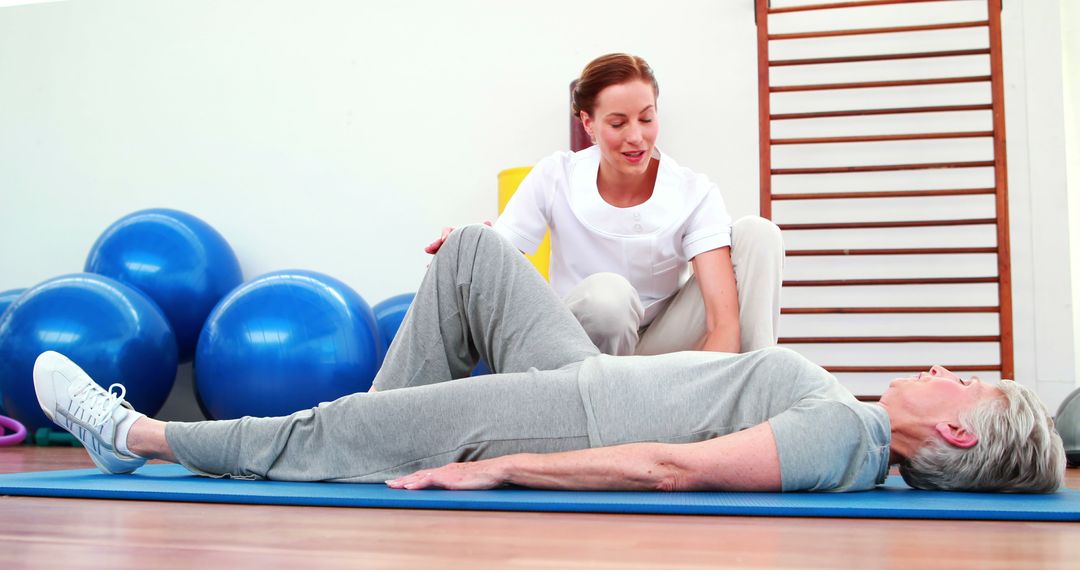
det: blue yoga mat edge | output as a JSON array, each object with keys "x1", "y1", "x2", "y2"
[{"x1": 2, "y1": 464, "x2": 1078, "y2": 521}]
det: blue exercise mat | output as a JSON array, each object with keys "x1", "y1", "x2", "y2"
[{"x1": 1, "y1": 464, "x2": 1078, "y2": 521}]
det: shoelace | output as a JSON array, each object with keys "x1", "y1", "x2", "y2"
[{"x1": 67, "y1": 380, "x2": 127, "y2": 427}]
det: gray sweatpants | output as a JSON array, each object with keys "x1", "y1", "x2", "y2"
[{"x1": 166, "y1": 224, "x2": 602, "y2": 481}]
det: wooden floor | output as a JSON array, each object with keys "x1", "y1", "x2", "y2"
[{"x1": 1, "y1": 448, "x2": 1078, "y2": 569}]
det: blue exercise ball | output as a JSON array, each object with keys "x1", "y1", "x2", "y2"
[
  {"x1": 0, "y1": 289, "x2": 25, "y2": 416},
  {"x1": 0, "y1": 274, "x2": 178, "y2": 431},
  {"x1": 0, "y1": 288, "x2": 25, "y2": 319},
  {"x1": 195, "y1": 270, "x2": 383, "y2": 420},
  {"x1": 86, "y1": 209, "x2": 242, "y2": 363},
  {"x1": 372, "y1": 292, "x2": 415, "y2": 361}
]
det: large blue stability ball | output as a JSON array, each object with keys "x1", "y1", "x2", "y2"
[
  {"x1": 195, "y1": 270, "x2": 383, "y2": 420},
  {"x1": 372, "y1": 292, "x2": 415, "y2": 362},
  {"x1": 85, "y1": 209, "x2": 242, "y2": 362},
  {"x1": 0, "y1": 274, "x2": 179, "y2": 431},
  {"x1": 0, "y1": 288, "x2": 26, "y2": 416},
  {"x1": 0, "y1": 288, "x2": 25, "y2": 318}
]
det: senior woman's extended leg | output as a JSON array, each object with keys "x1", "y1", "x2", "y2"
[
  {"x1": 34, "y1": 348, "x2": 593, "y2": 481},
  {"x1": 164, "y1": 367, "x2": 592, "y2": 481}
]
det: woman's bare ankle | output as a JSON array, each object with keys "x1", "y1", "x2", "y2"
[{"x1": 127, "y1": 417, "x2": 177, "y2": 463}]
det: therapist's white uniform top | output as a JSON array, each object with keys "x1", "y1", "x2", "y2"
[{"x1": 494, "y1": 145, "x2": 733, "y2": 325}]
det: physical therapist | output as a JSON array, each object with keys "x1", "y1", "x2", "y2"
[{"x1": 430, "y1": 53, "x2": 784, "y2": 356}]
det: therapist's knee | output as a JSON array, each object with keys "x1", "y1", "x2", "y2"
[
  {"x1": 565, "y1": 273, "x2": 642, "y2": 338},
  {"x1": 732, "y1": 216, "x2": 784, "y2": 257}
]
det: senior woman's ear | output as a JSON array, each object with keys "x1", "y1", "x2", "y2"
[{"x1": 935, "y1": 422, "x2": 979, "y2": 448}]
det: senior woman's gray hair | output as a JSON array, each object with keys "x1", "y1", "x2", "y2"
[{"x1": 899, "y1": 380, "x2": 1065, "y2": 493}]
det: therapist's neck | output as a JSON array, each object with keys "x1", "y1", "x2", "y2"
[{"x1": 597, "y1": 158, "x2": 658, "y2": 207}]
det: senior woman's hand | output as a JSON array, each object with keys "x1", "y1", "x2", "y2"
[{"x1": 386, "y1": 459, "x2": 507, "y2": 490}]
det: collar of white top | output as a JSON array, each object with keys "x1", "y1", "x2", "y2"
[{"x1": 568, "y1": 145, "x2": 679, "y2": 238}]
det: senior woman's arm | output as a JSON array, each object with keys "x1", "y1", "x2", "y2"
[
  {"x1": 691, "y1": 247, "x2": 741, "y2": 353},
  {"x1": 385, "y1": 422, "x2": 782, "y2": 492}
]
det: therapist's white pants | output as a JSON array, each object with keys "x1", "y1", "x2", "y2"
[{"x1": 564, "y1": 216, "x2": 784, "y2": 356}]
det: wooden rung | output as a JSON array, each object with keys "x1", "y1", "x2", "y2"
[
  {"x1": 772, "y1": 160, "x2": 994, "y2": 175},
  {"x1": 826, "y1": 365, "x2": 1001, "y2": 373},
  {"x1": 768, "y1": 20, "x2": 987, "y2": 41},
  {"x1": 771, "y1": 188, "x2": 996, "y2": 200},
  {"x1": 770, "y1": 48, "x2": 990, "y2": 67},
  {"x1": 780, "y1": 335, "x2": 1000, "y2": 343},
  {"x1": 771, "y1": 104, "x2": 993, "y2": 121},
  {"x1": 772, "y1": 131, "x2": 992, "y2": 145},
  {"x1": 768, "y1": 0, "x2": 951, "y2": 14},
  {"x1": 779, "y1": 218, "x2": 997, "y2": 230},
  {"x1": 784, "y1": 276, "x2": 998, "y2": 286},
  {"x1": 783, "y1": 306, "x2": 999, "y2": 314},
  {"x1": 771, "y1": 75, "x2": 990, "y2": 93},
  {"x1": 786, "y1": 247, "x2": 998, "y2": 256}
]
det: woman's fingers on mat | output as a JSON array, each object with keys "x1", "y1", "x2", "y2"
[{"x1": 386, "y1": 462, "x2": 502, "y2": 491}]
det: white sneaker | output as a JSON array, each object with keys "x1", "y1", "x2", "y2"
[{"x1": 33, "y1": 351, "x2": 146, "y2": 475}]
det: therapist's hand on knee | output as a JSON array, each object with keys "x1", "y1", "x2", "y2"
[{"x1": 424, "y1": 221, "x2": 492, "y2": 255}]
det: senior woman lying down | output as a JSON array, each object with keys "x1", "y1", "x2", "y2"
[{"x1": 34, "y1": 225, "x2": 1064, "y2": 493}]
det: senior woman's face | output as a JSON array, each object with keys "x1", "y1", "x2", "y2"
[{"x1": 880, "y1": 365, "x2": 1002, "y2": 423}]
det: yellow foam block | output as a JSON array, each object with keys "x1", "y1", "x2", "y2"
[{"x1": 498, "y1": 167, "x2": 550, "y2": 280}]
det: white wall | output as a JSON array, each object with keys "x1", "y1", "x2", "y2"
[
  {"x1": 0, "y1": 0, "x2": 757, "y2": 304},
  {"x1": 0, "y1": 0, "x2": 1075, "y2": 411},
  {"x1": 1004, "y1": 0, "x2": 1076, "y2": 409},
  {"x1": 1066, "y1": 0, "x2": 1080, "y2": 409}
]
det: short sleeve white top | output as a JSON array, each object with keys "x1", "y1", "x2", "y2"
[{"x1": 494, "y1": 145, "x2": 732, "y2": 323}]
